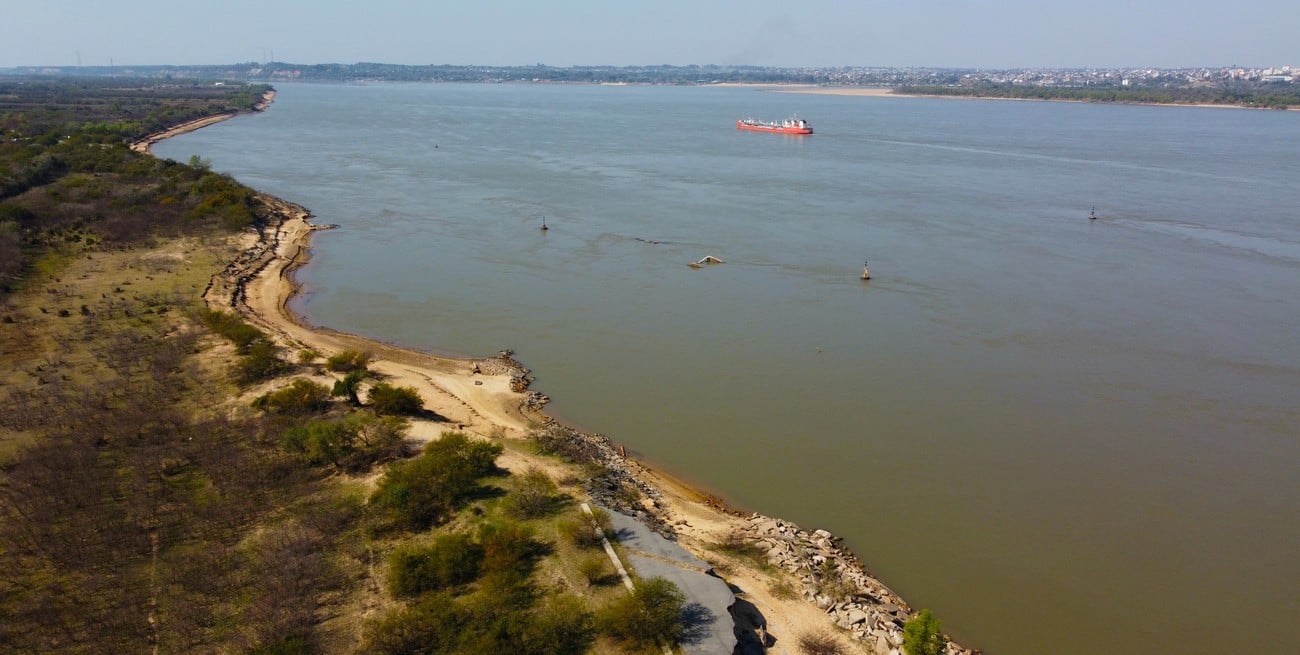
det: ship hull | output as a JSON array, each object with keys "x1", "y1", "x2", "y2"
[{"x1": 735, "y1": 119, "x2": 813, "y2": 135}]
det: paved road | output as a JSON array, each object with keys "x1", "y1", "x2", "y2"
[{"x1": 604, "y1": 509, "x2": 738, "y2": 655}]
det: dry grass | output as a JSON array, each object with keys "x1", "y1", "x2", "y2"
[{"x1": 798, "y1": 630, "x2": 849, "y2": 655}]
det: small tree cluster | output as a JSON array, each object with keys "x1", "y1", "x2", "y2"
[
  {"x1": 281, "y1": 412, "x2": 409, "y2": 470},
  {"x1": 369, "y1": 432, "x2": 502, "y2": 530}
]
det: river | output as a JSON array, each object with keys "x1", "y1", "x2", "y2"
[{"x1": 156, "y1": 83, "x2": 1300, "y2": 654}]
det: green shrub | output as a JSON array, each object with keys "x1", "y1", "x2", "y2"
[
  {"x1": 478, "y1": 520, "x2": 547, "y2": 576},
  {"x1": 903, "y1": 609, "x2": 946, "y2": 655},
  {"x1": 387, "y1": 533, "x2": 484, "y2": 597},
  {"x1": 363, "y1": 592, "x2": 464, "y2": 655},
  {"x1": 235, "y1": 340, "x2": 290, "y2": 384},
  {"x1": 368, "y1": 382, "x2": 423, "y2": 415},
  {"x1": 596, "y1": 577, "x2": 686, "y2": 648},
  {"x1": 369, "y1": 432, "x2": 502, "y2": 530},
  {"x1": 198, "y1": 308, "x2": 266, "y2": 351},
  {"x1": 250, "y1": 635, "x2": 315, "y2": 655},
  {"x1": 350, "y1": 413, "x2": 409, "y2": 462},
  {"x1": 557, "y1": 515, "x2": 604, "y2": 550},
  {"x1": 325, "y1": 349, "x2": 370, "y2": 372},
  {"x1": 251, "y1": 379, "x2": 330, "y2": 414},
  {"x1": 511, "y1": 594, "x2": 595, "y2": 655},
  {"x1": 576, "y1": 555, "x2": 610, "y2": 587},
  {"x1": 503, "y1": 467, "x2": 564, "y2": 519},
  {"x1": 363, "y1": 590, "x2": 593, "y2": 655}
]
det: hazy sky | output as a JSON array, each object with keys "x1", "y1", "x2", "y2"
[{"x1": 2, "y1": 1, "x2": 1296, "y2": 69}]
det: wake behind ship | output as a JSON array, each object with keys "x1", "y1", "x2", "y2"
[{"x1": 736, "y1": 116, "x2": 813, "y2": 135}]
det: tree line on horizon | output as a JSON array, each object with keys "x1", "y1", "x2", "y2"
[{"x1": 894, "y1": 82, "x2": 1300, "y2": 109}]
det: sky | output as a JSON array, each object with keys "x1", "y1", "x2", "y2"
[{"x1": 2, "y1": 0, "x2": 1296, "y2": 70}]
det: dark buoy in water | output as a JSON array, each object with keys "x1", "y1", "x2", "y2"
[
  {"x1": 1089, "y1": 206, "x2": 1097, "y2": 220},
  {"x1": 540, "y1": 217, "x2": 549, "y2": 231},
  {"x1": 861, "y1": 260, "x2": 871, "y2": 280}
]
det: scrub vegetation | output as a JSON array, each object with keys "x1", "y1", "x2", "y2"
[{"x1": 0, "y1": 77, "x2": 687, "y2": 654}]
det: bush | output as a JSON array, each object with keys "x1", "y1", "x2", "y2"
[
  {"x1": 368, "y1": 382, "x2": 423, "y2": 415},
  {"x1": 235, "y1": 340, "x2": 289, "y2": 384},
  {"x1": 282, "y1": 413, "x2": 409, "y2": 470},
  {"x1": 596, "y1": 577, "x2": 686, "y2": 648},
  {"x1": 251, "y1": 379, "x2": 330, "y2": 414},
  {"x1": 576, "y1": 555, "x2": 610, "y2": 587},
  {"x1": 503, "y1": 467, "x2": 563, "y2": 519},
  {"x1": 557, "y1": 515, "x2": 604, "y2": 550},
  {"x1": 388, "y1": 533, "x2": 484, "y2": 597},
  {"x1": 325, "y1": 349, "x2": 369, "y2": 372},
  {"x1": 351, "y1": 413, "x2": 409, "y2": 462},
  {"x1": 250, "y1": 635, "x2": 315, "y2": 655},
  {"x1": 363, "y1": 590, "x2": 593, "y2": 655},
  {"x1": 198, "y1": 308, "x2": 266, "y2": 351},
  {"x1": 363, "y1": 593, "x2": 464, "y2": 655},
  {"x1": 798, "y1": 631, "x2": 846, "y2": 655},
  {"x1": 478, "y1": 520, "x2": 548, "y2": 579},
  {"x1": 903, "y1": 609, "x2": 946, "y2": 655},
  {"x1": 369, "y1": 432, "x2": 502, "y2": 530},
  {"x1": 281, "y1": 420, "x2": 354, "y2": 467},
  {"x1": 511, "y1": 594, "x2": 595, "y2": 655}
]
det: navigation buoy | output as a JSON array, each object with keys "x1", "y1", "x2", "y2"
[
  {"x1": 540, "y1": 217, "x2": 549, "y2": 231},
  {"x1": 861, "y1": 260, "x2": 871, "y2": 280},
  {"x1": 1089, "y1": 206, "x2": 1097, "y2": 220}
]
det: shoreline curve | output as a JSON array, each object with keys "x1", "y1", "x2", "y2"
[{"x1": 149, "y1": 100, "x2": 980, "y2": 655}]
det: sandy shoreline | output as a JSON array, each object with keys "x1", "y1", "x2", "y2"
[
  {"x1": 130, "y1": 90, "x2": 277, "y2": 154},
  {"x1": 161, "y1": 107, "x2": 975, "y2": 654}
]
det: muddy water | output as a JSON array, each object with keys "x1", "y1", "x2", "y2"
[{"x1": 157, "y1": 83, "x2": 1300, "y2": 654}]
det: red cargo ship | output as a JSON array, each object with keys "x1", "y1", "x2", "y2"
[{"x1": 736, "y1": 116, "x2": 813, "y2": 135}]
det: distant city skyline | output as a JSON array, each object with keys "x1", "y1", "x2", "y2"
[{"x1": 2, "y1": 0, "x2": 1296, "y2": 70}]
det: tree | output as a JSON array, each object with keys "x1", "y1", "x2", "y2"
[
  {"x1": 368, "y1": 382, "x2": 423, "y2": 415},
  {"x1": 596, "y1": 577, "x2": 686, "y2": 648},
  {"x1": 903, "y1": 609, "x2": 946, "y2": 655},
  {"x1": 331, "y1": 369, "x2": 365, "y2": 404}
]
